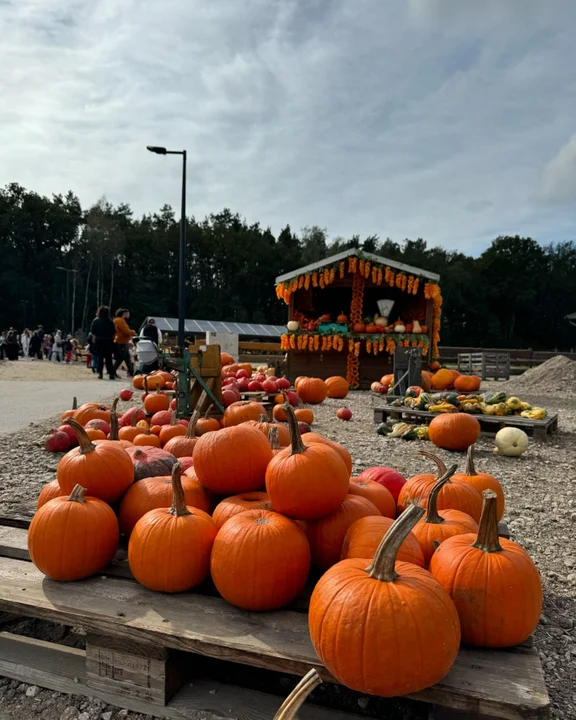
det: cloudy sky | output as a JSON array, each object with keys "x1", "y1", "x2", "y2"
[{"x1": 1, "y1": 0, "x2": 576, "y2": 253}]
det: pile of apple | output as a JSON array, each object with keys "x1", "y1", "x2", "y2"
[{"x1": 222, "y1": 366, "x2": 291, "y2": 408}]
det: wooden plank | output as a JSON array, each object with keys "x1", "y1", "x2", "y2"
[
  {"x1": 239, "y1": 342, "x2": 282, "y2": 352},
  {"x1": 0, "y1": 633, "x2": 359, "y2": 720},
  {"x1": 0, "y1": 557, "x2": 549, "y2": 718}
]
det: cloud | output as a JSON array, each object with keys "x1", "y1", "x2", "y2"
[
  {"x1": 541, "y1": 135, "x2": 576, "y2": 203},
  {"x1": 0, "y1": 0, "x2": 576, "y2": 254}
]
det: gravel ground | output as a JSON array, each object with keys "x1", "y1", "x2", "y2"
[{"x1": 0, "y1": 372, "x2": 573, "y2": 718}]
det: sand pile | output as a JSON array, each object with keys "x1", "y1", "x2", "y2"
[{"x1": 506, "y1": 355, "x2": 576, "y2": 393}]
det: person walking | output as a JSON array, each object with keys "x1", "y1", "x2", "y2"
[
  {"x1": 29, "y1": 331, "x2": 42, "y2": 360},
  {"x1": 113, "y1": 308, "x2": 135, "y2": 378},
  {"x1": 0, "y1": 332, "x2": 6, "y2": 361},
  {"x1": 90, "y1": 306, "x2": 116, "y2": 380},
  {"x1": 5, "y1": 329, "x2": 19, "y2": 361},
  {"x1": 20, "y1": 329, "x2": 31, "y2": 357},
  {"x1": 43, "y1": 333, "x2": 52, "y2": 360},
  {"x1": 52, "y1": 331, "x2": 64, "y2": 362},
  {"x1": 64, "y1": 334, "x2": 73, "y2": 363}
]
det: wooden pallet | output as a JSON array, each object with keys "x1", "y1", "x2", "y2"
[
  {"x1": 457, "y1": 353, "x2": 511, "y2": 381},
  {"x1": 374, "y1": 406, "x2": 558, "y2": 440},
  {"x1": 0, "y1": 519, "x2": 549, "y2": 720}
]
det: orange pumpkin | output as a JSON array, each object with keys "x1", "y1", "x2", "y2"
[
  {"x1": 244, "y1": 414, "x2": 290, "y2": 447},
  {"x1": 132, "y1": 430, "x2": 162, "y2": 447},
  {"x1": 159, "y1": 412, "x2": 187, "y2": 447},
  {"x1": 454, "y1": 375, "x2": 481, "y2": 392},
  {"x1": 118, "y1": 411, "x2": 146, "y2": 443},
  {"x1": 84, "y1": 427, "x2": 106, "y2": 441},
  {"x1": 397, "y1": 452, "x2": 483, "y2": 521},
  {"x1": 119, "y1": 465, "x2": 211, "y2": 536},
  {"x1": 28, "y1": 484, "x2": 119, "y2": 581},
  {"x1": 429, "y1": 413, "x2": 481, "y2": 452},
  {"x1": 341, "y1": 515, "x2": 425, "y2": 567},
  {"x1": 58, "y1": 419, "x2": 134, "y2": 503},
  {"x1": 37, "y1": 479, "x2": 64, "y2": 509},
  {"x1": 294, "y1": 408, "x2": 314, "y2": 425},
  {"x1": 429, "y1": 360, "x2": 440, "y2": 371},
  {"x1": 380, "y1": 374, "x2": 393, "y2": 386},
  {"x1": 212, "y1": 491, "x2": 272, "y2": 529},
  {"x1": 144, "y1": 390, "x2": 170, "y2": 414},
  {"x1": 294, "y1": 376, "x2": 307, "y2": 392},
  {"x1": 146, "y1": 374, "x2": 166, "y2": 390},
  {"x1": 221, "y1": 352, "x2": 235, "y2": 366},
  {"x1": 348, "y1": 478, "x2": 396, "y2": 518},
  {"x1": 420, "y1": 370, "x2": 432, "y2": 392},
  {"x1": 72, "y1": 403, "x2": 110, "y2": 426},
  {"x1": 265, "y1": 404, "x2": 349, "y2": 520},
  {"x1": 412, "y1": 464, "x2": 479, "y2": 565},
  {"x1": 128, "y1": 464, "x2": 217, "y2": 592},
  {"x1": 132, "y1": 375, "x2": 146, "y2": 389},
  {"x1": 273, "y1": 404, "x2": 287, "y2": 422},
  {"x1": 303, "y1": 433, "x2": 352, "y2": 474},
  {"x1": 325, "y1": 376, "x2": 349, "y2": 399},
  {"x1": 223, "y1": 401, "x2": 268, "y2": 427},
  {"x1": 309, "y1": 504, "x2": 461, "y2": 695},
  {"x1": 196, "y1": 406, "x2": 221, "y2": 435},
  {"x1": 452, "y1": 445, "x2": 505, "y2": 519},
  {"x1": 430, "y1": 369, "x2": 454, "y2": 390},
  {"x1": 430, "y1": 490, "x2": 542, "y2": 647},
  {"x1": 193, "y1": 424, "x2": 272, "y2": 494},
  {"x1": 210, "y1": 509, "x2": 310, "y2": 610},
  {"x1": 297, "y1": 378, "x2": 327, "y2": 404},
  {"x1": 305, "y1": 495, "x2": 381, "y2": 569},
  {"x1": 163, "y1": 412, "x2": 201, "y2": 456}
]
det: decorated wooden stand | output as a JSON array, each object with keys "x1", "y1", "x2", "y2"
[{"x1": 275, "y1": 249, "x2": 441, "y2": 389}]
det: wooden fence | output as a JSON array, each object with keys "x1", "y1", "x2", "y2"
[{"x1": 439, "y1": 346, "x2": 576, "y2": 371}]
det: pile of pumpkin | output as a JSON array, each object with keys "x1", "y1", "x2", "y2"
[
  {"x1": 31, "y1": 391, "x2": 542, "y2": 699},
  {"x1": 371, "y1": 367, "x2": 482, "y2": 395}
]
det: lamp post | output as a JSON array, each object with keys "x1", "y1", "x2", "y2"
[{"x1": 147, "y1": 146, "x2": 188, "y2": 416}]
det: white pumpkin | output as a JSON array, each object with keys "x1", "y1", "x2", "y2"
[
  {"x1": 394, "y1": 321, "x2": 405, "y2": 333},
  {"x1": 494, "y1": 427, "x2": 529, "y2": 457},
  {"x1": 287, "y1": 320, "x2": 299, "y2": 332},
  {"x1": 375, "y1": 315, "x2": 387, "y2": 327}
]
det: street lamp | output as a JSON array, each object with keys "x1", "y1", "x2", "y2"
[
  {"x1": 146, "y1": 146, "x2": 187, "y2": 350},
  {"x1": 147, "y1": 145, "x2": 188, "y2": 417}
]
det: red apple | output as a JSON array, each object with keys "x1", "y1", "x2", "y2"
[
  {"x1": 119, "y1": 388, "x2": 133, "y2": 401},
  {"x1": 358, "y1": 466, "x2": 406, "y2": 503},
  {"x1": 262, "y1": 378, "x2": 278, "y2": 393},
  {"x1": 276, "y1": 377, "x2": 290, "y2": 390},
  {"x1": 337, "y1": 408, "x2": 352, "y2": 421},
  {"x1": 248, "y1": 380, "x2": 263, "y2": 391}
]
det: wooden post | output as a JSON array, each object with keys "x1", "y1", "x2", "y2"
[{"x1": 85, "y1": 634, "x2": 187, "y2": 706}]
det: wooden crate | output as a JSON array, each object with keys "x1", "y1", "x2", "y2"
[
  {"x1": 457, "y1": 353, "x2": 510, "y2": 380},
  {"x1": 374, "y1": 405, "x2": 558, "y2": 440},
  {"x1": 0, "y1": 518, "x2": 549, "y2": 720}
]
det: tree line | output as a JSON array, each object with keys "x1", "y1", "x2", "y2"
[{"x1": 1, "y1": 182, "x2": 575, "y2": 350}]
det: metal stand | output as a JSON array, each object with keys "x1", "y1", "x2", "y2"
[{"x1": 392, "y1": 347, "x2": 422, "y2": 396}]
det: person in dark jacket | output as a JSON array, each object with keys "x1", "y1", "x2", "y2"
[
  {"x1": 90, "y1": 306, "x2": 116, "y2": 380},
  {"x1": 141, "y1": 318, "x2": 162, "y2": 345},
  {"x1": 29, "y1": 331, "x2": 42, "y2": 360}
]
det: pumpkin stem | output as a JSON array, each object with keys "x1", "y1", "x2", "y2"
[
  {"x1": 258, "y1": 414, "x2": 268, "y2": 423},
  {"x1": 465, "y1": 444, "x2": 478, "y2": 477},
  {"x1": 268, "y1": 426, "x2": 280, "y2": 451},
  {"x1": 109, "y1": 398, "x2": 120, "y2": 440},
  {"x1": 64, "y1": 418, "x2": 96, "y2": 455},
  {"x1": 144, "y1": 376, "x2": 149, "y2": 396},
  {"x1": 424, "y1": 464, "x2": 458, "y2": 525},
  {"x1": 273, "y1": 669, "x2": 322, "y2": 720},
  {"x1": 418, "y1": 450, "x2": 447, "y2": 478},
  {"x1": 366, "y1": 503, "x2": 425, "y2": 582},
  {"x1": 204, "y1": 404, "x2": 214, "y2": 419},
  {"x1": 283, "y1": 400, "x2": 306, "y2": 455},
  {"x1": 67, "y1": 484, "x2": 86, "y2": 503},
  {"x1": 472, "y1": 490, "x2": 502, "y2": 553},
  {"x1": 130, "y1": 411, "x2": 137, "y2": 428},
  {"x1": 168, "y1": 462, "x2": 191, "y2": 518},
  {"x1": 186, "y1": 410, "x2": 200, "y2": 438},
  {"x1": 169, "y1": 411, "x2": 177, "y2": 426},
  {"x1": 72, "y1": 396, "x2": 78, "y2": 410}
]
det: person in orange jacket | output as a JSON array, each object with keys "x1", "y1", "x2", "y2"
[{"x1": 113, "y1": 308, "x2": 136, "y2": 377}]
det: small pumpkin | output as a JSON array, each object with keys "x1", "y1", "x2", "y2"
[
  {"x1": 348, "y1": 478, "x2": 396, "y2": 518},
  {"x1": 132, "y1": 428, "x2": 162, "y2": 447},
  {"x1": 430, "y1": 369, "x2": 454, "y2": 390},
  {"x1": 150, "y1": 410, "x2": 173, "y2": 427},
  {"x1": 196, "y1": 405, "x2": 221, "y2": 435},
  {"x1": 212, "y1": 491, "x2": 272, "y2": 529},
  {"x1": 272, "y1": 404, "x2": 287, "y2": 422},
  {"x1": 430, "y1": 490, "x2": 542, "y2": 647},
  {"x1": 357, "y1": 466, "x2": 406, "y2": 502},
  {"x1": 452, "y1": 445, "x2": 505, "y2": 520},
  {"x1": 341, "y1": 515, "x2": 425, "y2": 567},
  {"x1": 380, "y1": 374, "x2": 394, "y2": 386},
  {"x1": 37, "y1": 479, "x2": 65, "y2": 509},
  {"x1": 244, "y1": 414, "x2": 290, "y2": 447},
  {"x1": 309, "y1": 503, "x2": 460, "y2": 696},
  {"x1": 297, "y1": 378, "x2": 327, "y2": 404},
  {"x1": 128, "y1": 463, "x2": 217, "y2": 592},
  {"x1": 118, "y1": 410, "x2": 146, "y2": 442},
  {"x1": 429, "y1": 413, "x2": 481, "y2": 452},
  {"x1": 144, "y1": 389, "x2": 170, "y2": 414},
  {"x1": 412, "y1": 464, "x2": 479, "y2": 565},
  {"x1": 72, "y1": 403, "x2": 110, "y2": 426},
  {"x1": 286, "y1": 320, "x2": 299, "y2": 332},
  {"x1": 221, "y1": 351, "x2": 235, "y2": 366},
  {"x1": 210, "y1": 509, "x2": 311, "y2": 610},
  {"x1": 193, "y1": 423, "x2": 272, "y2": 494},
  {"x1": 306, "y1": 495, "x2": 381, "y2": 570},
  {"x1": 336, "y1": 312, "x2": 348, "y2": 324},
  {"x1": 494, "y1": 427, "x2": 529, "y2": 457},
  {"x1": 265, "y1": 404, "x2": 349, "y2": 520},
  {"x1": 28, "y1": 484, "x2": 119, "y2": 581},
  {"x1": 294, "y1": 408, "x2": 314, "y2": 425},
  {"x1": 303, "y1": 433, "x2": 352, "y2": 474},
  {"x1": 84, "y1": 427, "x2": 106, "y2": 441},
  {"x1": 58, "y1": 419, "x2": 134, "y2": 503},
  {"x1": 454, "y1": 375, "x2": 481, "y2": 392},
  {"x1": 163, "y1": 411, "x2": 200, "y2": 456},
  {"x1": 223, "y1": 401, "x2": 268, "y2": 427},
  {"x1": 325, "y1": 376, "x2": 349, "y2": 399}
]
